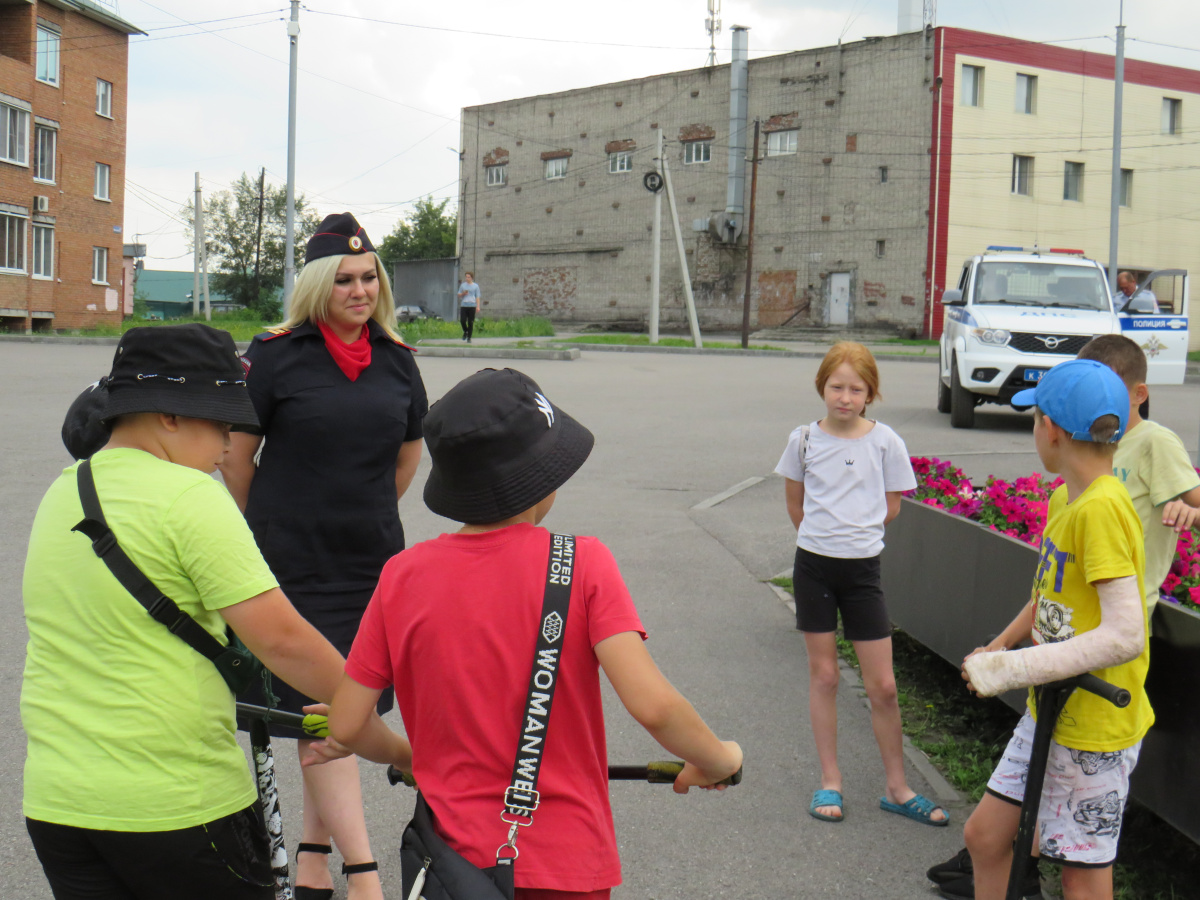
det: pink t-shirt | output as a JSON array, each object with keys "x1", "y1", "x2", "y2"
[{"x1": 346, "y1": 523, "x2": 645, "y2": 892}]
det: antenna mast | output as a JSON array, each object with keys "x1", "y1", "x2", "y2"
[
  {"x1": 923, "y1": 0, "x2": 936, "y2": 28},
  {"x1": 706, "y1": 0, "x2": 721, "y2": 66}
]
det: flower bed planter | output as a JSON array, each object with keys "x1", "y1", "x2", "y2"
[{"x1": 882, "y1": 496, "x2": 1200, "y2": 845}]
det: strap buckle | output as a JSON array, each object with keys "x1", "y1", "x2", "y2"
[
  {"x1": 90, "y1": 530, "x2": 117, "y2": 558},
  {"x1": 503, "y1": 786, "x2": 539, "y2": 814},
  {"x1": 146, "y1": 595, "x2": 187, "y2": 632}
]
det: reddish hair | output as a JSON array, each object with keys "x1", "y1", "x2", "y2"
[{"x1": 814, "y1": 341, "x2": 881, "y2": 404}]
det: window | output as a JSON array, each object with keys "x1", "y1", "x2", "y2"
[
  {"x1": 36, "y1": 25, "x2": 60, "y2": 85},
  {"x1": 1012, "y1": 155, "x2": 1033, "y2": 196},
  {"x1": 1163, "y1": 97, "x2": 1182, "y2": 135},
  {"x1": 92, "y1": 246, "x2": 108, "y2": 284},
  {"x1": 879, "y1": 166, "x2": 889, "y2": 183},
  {"x1": 1015, "y1": 74, "x2": 1037, "y2": 114},
  {"x1": 1120, "y1": 168, "x2": 1133, "y2": 207},
  {"x1": 95, "y1": 163, "x2": 111, "y2": 200},
  {"x1": 1, "y1": 102, "x2": 30, "y2": 165},
  {"x1": 684, "y1": 141, "x2": 711, "y2": 164},
  {"x1": 607, "y1": 151, "x2": 632, "y2": 174},
  {"x1": 32, "y1": 223, "x2": 53, "y2": 278},
  {"x1": 961, "y1": 64, "x2": 983, "y2": 107},
  {"x1": 1063, "y1": 161, "x2": 1084, "y2": 201},
  {"x1": 96, "y1": 79, "x2": 113, "y2": 118},
  {"x1": 1, "y1": 213, "x2": 27, "y2": 273},
  {"x1": 486, "y1": 164, "x2": 506, "y2": 186},
  {"x1": 875, "y1": 239, "x2": 886, "y2": 258},
  {"x1": 766, "y1": 129, "x2": 798, "y2": 156},
  {"x1": 544, "y1": 157, "x2": 568, "y2": 180},
  {"x1": 34, "y1": 125, "x2": 55, "y2": 182}
]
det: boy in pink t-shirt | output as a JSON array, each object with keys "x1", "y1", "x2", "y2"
[{"x1": 329, "y1": 368, "x2": 742, "y2": 900}]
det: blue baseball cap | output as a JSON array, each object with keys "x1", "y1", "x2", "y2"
[{"x1": 1011, "y1": 359, "x2": 1128, "y2": 442}]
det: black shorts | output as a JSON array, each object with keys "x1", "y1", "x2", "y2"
[
  {"x1": 27, "y1": 803, "x2": 274, "y2": 900},
  {"x1": 791, "y1": 547, "x2": 892, "y2": 642}
]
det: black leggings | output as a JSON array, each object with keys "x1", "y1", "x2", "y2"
[
  {"x1": 27, "y1": 803, "x2": 274, "y2": 900},
  {"x1": 460, "y1": 306, "x2": 476, "y2": 339}
]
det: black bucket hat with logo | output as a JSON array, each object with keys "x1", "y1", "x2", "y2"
[
  {"x1": 423, "y1": 368, "x2": 595, "y2": 523},
  {"x1": 62, "y1": 324, "x2": 259, "y2": 459}
]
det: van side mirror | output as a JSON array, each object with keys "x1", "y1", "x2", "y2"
[{"x1": 942, "y1": 288, "x2": 965, "y2": 306}]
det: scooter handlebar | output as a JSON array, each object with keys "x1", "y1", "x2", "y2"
[
  {"x1": 386, "y1": 762, "x2": 742, "y2": 788},
  {"x1": 1072, "y1": 673, "x2": 1131, "y2": 708}
]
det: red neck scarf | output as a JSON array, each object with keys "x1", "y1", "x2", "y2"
[{"x1": 317, "y1": 321, "x2": 372, "y2": 381}]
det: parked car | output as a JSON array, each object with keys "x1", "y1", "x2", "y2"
[
  {"x1": 395, "y1": 305, "x2": 442, "y2": 323},
  {"x1": 938, "y1": 246, "x2": 1189, "y2": 428}
]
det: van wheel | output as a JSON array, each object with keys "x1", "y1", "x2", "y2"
[
  {"x1": 950, "y1": 356, "x2": 976, "y2": 429},
  {"x1": 936, "y1": 355, "x2": 952, "y2": 414}
]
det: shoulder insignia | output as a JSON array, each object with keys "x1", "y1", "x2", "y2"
[
  {"x1": 392, "y1": 336, "x2": 418, "y2": 352},
  {"x1": 261, "y1": 327, "x2": 293, "y2": 341}
]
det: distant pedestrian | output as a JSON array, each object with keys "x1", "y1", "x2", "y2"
[
  {"x1": 457, "y1": 271, "x2": 480, "y2": 342},
  {"x1": 775, "y1": 342, "x2": 947, "y2": 827}
]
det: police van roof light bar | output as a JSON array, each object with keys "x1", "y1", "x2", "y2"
[{"x1": 984, "y1": 245, "x2": 1086, "y2": 257}]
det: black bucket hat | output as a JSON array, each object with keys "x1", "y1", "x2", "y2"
[
  {"x1": 423, "y1": 368, "x2": 594, "y2": 523},
  {"x1": 305, "y1": 212, "x2": 375, "y2": 263}
]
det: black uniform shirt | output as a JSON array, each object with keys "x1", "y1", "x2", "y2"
[{"x1": 241, "y1": 319, "x2": 428, "y2": 592}]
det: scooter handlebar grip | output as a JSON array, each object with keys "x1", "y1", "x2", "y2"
[
  {"x1": 387, "y1": 765, "x2": 417, "y2": 788},
  {"x1": 1074, "y1": 673, "x2": 1131, "y2": 708},
  {"x1": 644, "y1": 761, "x2": 743, "y2": 786}
]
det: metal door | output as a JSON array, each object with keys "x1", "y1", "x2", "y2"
[
  {"x1": 1117, "y1": 268, "x2": 1189, "y2": 385},
  {"x1": 828, "y1": 273, "x2": 850, "y2": 326}
]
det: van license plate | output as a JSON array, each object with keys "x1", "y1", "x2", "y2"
[{"x1": 1024, "y1": 368, "x2": 1047, "y2": 383}]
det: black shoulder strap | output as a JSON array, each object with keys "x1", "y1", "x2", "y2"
[
  {"x1": 502, "y1": 533, "x2": 575, "y2": 823},
  {"x1": 72, "y1": 458, "x2": 229, "y2": 664}
]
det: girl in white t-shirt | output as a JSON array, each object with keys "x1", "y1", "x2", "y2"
[{"x1": 774, "y1": 342, "x2": 948, "y2": 827}]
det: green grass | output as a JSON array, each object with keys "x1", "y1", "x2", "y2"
[
  {"x1": 565, "y1": 334, "x2": 786, "y2": 350},
  {"x1": 1188, "y1": 350, "x2": 1200, "y2": 363},
  {"x1": 770, "y1": 576, "x2": 1200, "y2": 898},
  {"x1": 69, "y1": 313, "x2": 555, "y2": 344}
]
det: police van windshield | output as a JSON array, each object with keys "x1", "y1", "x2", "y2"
[{"x1": 973, "y1": 262, "x2": 1110, "y2": 311}]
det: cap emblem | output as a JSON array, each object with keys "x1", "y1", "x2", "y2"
[{"x1": 348, "y1": 235, "x2": 364, "y2": 252}]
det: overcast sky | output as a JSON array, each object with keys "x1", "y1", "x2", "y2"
[{"x1": 116, "y1": 0, "x2": 1200, "y2": 269}]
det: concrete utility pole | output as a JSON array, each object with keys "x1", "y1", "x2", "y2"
[
  {"x1": 1108, "y1": 7, "x2": 1126, "y2": 298},
  {"x1": 193, "y1": 172, "x2": 201, "y2": 317},
  {"x1": 660, "y1": 151, "x2": 703, "y2": 348},
  {"x1": 253, "y1": 167, "x2": 266, "y2": 308},
  {"x1": 649, "y1": 128, "x2": 663, "y2": 344},
  {"x1": 740, "y1": 119, "x2": 761, "y2": 349},
  {"x1": 282, "y1": 0, "x2": 300, "y2": 315}
]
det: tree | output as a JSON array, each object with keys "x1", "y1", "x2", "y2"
[
  {"x1": 376, "y1": 197, "x2": 457, "y2": 271},
  {"x1": 183, "y1": 172, "x2": 321, "y2": 318}
]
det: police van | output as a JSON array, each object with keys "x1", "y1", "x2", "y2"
[{"x1": 938, "y1": 246, "x2": 1189, "y2": 428}]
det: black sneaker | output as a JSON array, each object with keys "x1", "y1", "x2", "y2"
[
  {"x1": 935, "y1": 863, "x2": 1042, "y2": 900},
  {"x1": 927, "y1": 847, "x2": 972, "y2": 884}
]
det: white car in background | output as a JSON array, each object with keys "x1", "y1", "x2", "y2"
[{"x1": 938, "y1": 247, "x2": 1189, "y2": 428}]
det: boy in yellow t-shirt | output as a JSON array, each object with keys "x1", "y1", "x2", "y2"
[
  {"x1": 955, "y1": 360, "x2": 1153, "y2": 900},
  {"x1": 1078, "y1": 334, "x2": 1200, "y2": 621}
]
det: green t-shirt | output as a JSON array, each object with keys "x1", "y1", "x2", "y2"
[
  {"x1": 1113, "y1": 419, "x2": 1200, "y2": 612},
  {"x1": 21, "y1": 449, "x2": 278, "y2": 831}
]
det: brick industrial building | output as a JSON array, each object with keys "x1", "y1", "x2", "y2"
[
  {"x1": 458, "y1": 27, "x2": 1200, "y2": 337},
  {"x1": 0, "y1": 0, "x2": 142, "y2": 332}
]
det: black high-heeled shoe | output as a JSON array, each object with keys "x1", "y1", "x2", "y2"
[{"x1": 294, "y1": 843, "x2": 334, "y2": 900}]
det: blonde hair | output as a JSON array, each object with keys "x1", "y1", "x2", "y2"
[
  {"x1": 815, "y1": 341, "x2": 881, "y2": 405},
  {"x1": 276, "y1": 252, "x2": 400, "y2": 340}
]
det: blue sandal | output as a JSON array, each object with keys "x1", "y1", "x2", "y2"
[
  {"x1": 809, "y1": 789, "x2": 844, "y2": 822},
  {"x1": 879, "y1": 793, "x2": 949, "y2": 826}
]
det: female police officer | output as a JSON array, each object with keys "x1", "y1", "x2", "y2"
[{"x1": 222, "y1": 213, "x2": 427, "y2": 900}]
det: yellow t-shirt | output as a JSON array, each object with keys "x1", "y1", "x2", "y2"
[
  {"x1": 1113, "y1": 419, "x2": 1200, "y2": 614},
  {"x1": 1029, "y1": 476, "x2": 1154, "y2": 752},
  {"x1": 21, "y1": 450, "x2": 278, "y2": 830}
]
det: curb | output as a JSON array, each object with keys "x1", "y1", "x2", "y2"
[
  {"x1": 0, "y1": 334, "x2": 580, "y2": 361},
  {"x1": 551, "y1": 341, "x2": 939, "y2": 363}
]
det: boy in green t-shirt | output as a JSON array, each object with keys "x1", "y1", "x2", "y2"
[
  {"x1": 22, "y1": 324, "x2": 410, "y2": 900},
  {"x1": 951, "y1": 360, "x2": 1153, "y2": 900},
  {"x1": 1078, "y1": 334, "x2": 1200, "y2": 620}
]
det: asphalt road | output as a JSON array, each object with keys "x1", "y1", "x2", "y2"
[{"x1": 1, "y1": 341, "x2": 1197, "y2": 899}]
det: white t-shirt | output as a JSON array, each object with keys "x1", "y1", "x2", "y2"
[{"x1": 774, "y1": 420, "x2": 917, "y2": 559}]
